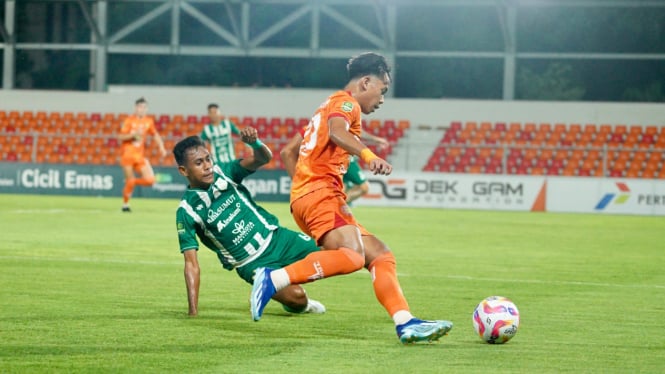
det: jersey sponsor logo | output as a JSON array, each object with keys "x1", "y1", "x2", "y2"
[
  {"x1": 207, "y1": 195, "x2": 237, "y2": 223},
  {"x1": 341, "y1": 101, "x2": 354, "y2": 112},
  {"x1": 231, "y1": 219, "x2": 256, "y2": 246},
  {"x1": 307, "y1": 261, "x2": 325, "y2": 281},
  {"x1": 215, "y1": 203, "x2": 241, "y2": 231},
  {"x1": 177, "y1": 222, "x2": 186, "y2": 235}
]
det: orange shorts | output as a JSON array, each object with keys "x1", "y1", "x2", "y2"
[
  {"x1": 290, "y1": 188, "x2": 371, "y2": 244},
  {"x1": 120, "y1": 152, "x2": 147, "y2": 172}
]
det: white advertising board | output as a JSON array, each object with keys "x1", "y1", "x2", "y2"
[
  {"x1": 355, "y1": 172, "x2": 546, "y2": 212},
  {"x1": 547, "y1": 177, "x2": 665, "y2": 216}
]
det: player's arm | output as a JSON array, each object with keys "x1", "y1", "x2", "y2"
[
  {"x1": 345, "y1": 182, "x2": 369, "y2": 203},
  {"x1": 360, "y1": 132, "x2": 389, "y2": 151},
  {"x1": 329, "y1": 117, "x2": 392, "y2": 175},
  {"x1": 117, "y1": 121, "x2": 137, "y2": 141},
  {"x1": 280, "y1": 133, "x2": 303, "y2": 178},
  {"x1": 231, "y1": 123, "x2": 241, "y2": 136},
  {"x1": 152, "y1": 130, "x2": 168, "y2": 157},
  {"x1": 239, "y1": 127, "x2": 272, "y2": 171},
  {"x1": 183, "y1": 249, "x2": 200, "y2": 316}
]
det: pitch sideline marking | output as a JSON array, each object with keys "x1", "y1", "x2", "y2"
[
  {"x1": 445, "y1": 274, "x2": 665, "y2": 289},
  {"x1": 1, "y1": 255, "x2": 663, "y2": 290}
]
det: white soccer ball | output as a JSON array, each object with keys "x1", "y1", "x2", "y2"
[{"x1": 472, "y1": 296, "x2": 520, "y2": 344}]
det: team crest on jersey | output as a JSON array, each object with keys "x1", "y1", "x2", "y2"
[
  {"x1": 177, "y1": 222, "x2": 185, "y2": 234},
  {"x1": 341, "y1": 101, "x2": 354, "y2": 112}
]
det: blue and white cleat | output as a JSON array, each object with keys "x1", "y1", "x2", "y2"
[
  {"x1": 396, "y1": 318, "x2": 453, "y2": 344},
  {"x1": 250, "y1": 267, "x2": 276, "y2": 321}
]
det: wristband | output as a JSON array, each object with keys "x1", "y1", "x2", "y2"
[
  {"x1": 249, "y1": 139, "x2": 264, "y2": 149},
  {"x1": 360, "y1": 148, "x2": 379, "y2": 164}
]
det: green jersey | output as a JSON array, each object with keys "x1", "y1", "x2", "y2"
[
  {"x1": 343, "y1": 155, "x2": 367, "y2": 188},
  {"x1": 200, "y1": 120, "x2": 241, "y2": 163},
  {"x1": 176, "y1": 161, "x2": 281, "y2": 270}
]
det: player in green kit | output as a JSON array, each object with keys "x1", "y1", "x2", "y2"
[
  {"x1": 174, "y1": 129, "x2": 325, "y2": 316},
  {"x1": 343, "y1": 155, "x2": 369, "y2": 204},
  {"x1": 200, "y1": 103, "x2": 241, "y2": 163}
]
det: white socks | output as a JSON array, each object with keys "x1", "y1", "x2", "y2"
[{"x1": 269, "y1": 268, "x2": 291, "y2": 291}]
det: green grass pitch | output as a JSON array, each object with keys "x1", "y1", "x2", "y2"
[{"x1": 0, "y1": 194, "x2": 663, "y2": 373}]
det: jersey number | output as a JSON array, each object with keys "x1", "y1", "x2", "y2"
[{"x1": 300, "y1": 114, "x2": 320, "y2": 157}]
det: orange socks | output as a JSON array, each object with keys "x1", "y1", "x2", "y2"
[
  {"x1": 122, "y1": 178, "x2": 135, "y2": 204},
  {"x1": 284, "y1": 247, "x2": 364, "y2": 284},
  {"x1": 367, "y1": 252, "x2": 410, "y2": 317},
  {"x1": 123, "y1": 177, "x2": 155, "y2": 204}
]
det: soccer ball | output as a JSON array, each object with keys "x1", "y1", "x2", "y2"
[{"x1": 472, "y1": 296, "x2": 520, "y2": 344}]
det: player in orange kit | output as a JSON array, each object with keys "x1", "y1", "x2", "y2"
[
  {"x1": 251, "y1": 52, "x2": 453, "y2": 344},
  {"x1": 117, "y1": 97, "x2": 167, "y2": 212}
]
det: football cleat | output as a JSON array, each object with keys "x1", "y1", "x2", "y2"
[
  {"x1": 250, "y1": 267, "x2": 276, "y2": 321},
  {"x1": 396, "y1": 318, "x2": 453, "y2": 344},
  {"x1": 304, "y1": 299, "x2": 326, "y2": 314},
  {"x1": 282, "y1": 298, "x2": 326, "y2": 314},
  {"x1": 121, "y1": 206, "x2": 131, "y2": 213}
]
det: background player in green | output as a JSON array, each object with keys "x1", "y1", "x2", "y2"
[
  {"x1": 173, "y1": 130, "x2": 325, "y2": 316},
  {"x1": 343, "y1": 133, "x2": 388, "y2": 204},
  {"x1": 343, "y1": 156, "x2": 369, "y2": 204},
  {"x1": 200, "y1": 103, "x2": 241, "y2": 163}
]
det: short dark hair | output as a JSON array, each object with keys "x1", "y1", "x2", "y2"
[
  {"x1": 207, "y1": 103, "x2": 219, "y2": 111},
  {"x1": 173, "y1": 136, "x2": 206, "y2": 166},
  {"x1": 347, "y1": 52, "x2": 391, "y2": 81},
  {"x1": 135, "y1": 97, "x2": 147, "y2": 105}
]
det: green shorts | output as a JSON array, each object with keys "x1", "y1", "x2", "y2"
[
  {"x1": 235, "y1": 227, "x2": 320, "y2": 284},
  {"x1": 343, "y1": 157, "x2": 367, "y2": 188}
]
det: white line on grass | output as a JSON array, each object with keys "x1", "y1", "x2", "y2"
[
  {"x1": 445, "y1": 274, "x2": 665, "y2": 289},
  {"x1": 0, "y1": 255, "x2": 179, "y2": 266},
  {"x1": 2, "y1": 255, "x2": 663, "y2": 290},
  {"x1": 8, "y1": 209, "x2": 105, "y2": 214}
]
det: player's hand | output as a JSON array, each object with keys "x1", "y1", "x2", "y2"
[
  {"x1": 368, "y1": 158, "x2": 392, "y2": 175},
  {"x1": 376, "y1": 137, "x2": 390, "y2": 151},
  {"x1": 159, "y1": 147, "x2": 168, "y2": 157},
  {"x1": 240, "y1": 127, "x2": 259, "y2": 144}
]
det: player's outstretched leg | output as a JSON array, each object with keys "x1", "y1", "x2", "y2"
[
  {"x1": 396, "y1": 318, "x2": 454, "y2": 344},
  {"x1": 250, "y1": 267, "x2": 277, "y2": 321}
]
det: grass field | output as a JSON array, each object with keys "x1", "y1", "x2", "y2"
[{"x1": 0, "y1": 194, "x2": 663, "y2": 373}]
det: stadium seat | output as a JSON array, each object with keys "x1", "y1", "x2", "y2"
[{"x1": 449, "y1": 121, "x2": 462, "y2": 131}]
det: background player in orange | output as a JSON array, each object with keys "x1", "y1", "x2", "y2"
[
  {"x1": 252, "y1": 52, "x2": 453, "y2": 344},
  {"x1": 117, "y1": 97, "x2": 167, "y2": 212}
]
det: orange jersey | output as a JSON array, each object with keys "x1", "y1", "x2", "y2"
[
  {"x1": 290, "y1": 91, "x2": 362, "y2": 203},
  {"x1": 119, "y1": 115, "x2": 157, "y2": 158}
]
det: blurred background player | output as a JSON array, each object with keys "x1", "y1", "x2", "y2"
[
  {"x1": 117, "y1": 97, "x2": 167, "y2": 212},
  {"x1": 257, "y1": 52, "x2": 453, "y2": 344},
  {"x1": 173, "y1": 132, "x2": 325, "y2": 317},
  {"x1": 344, "y1": 132, "x2": 389, "y2": 204},
  {"x1": 200, "y1": 103, "x2": 241, "y2": 163}
]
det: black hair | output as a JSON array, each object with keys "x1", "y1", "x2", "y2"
[
  {"x1": 207, "y1": 103, "x2": 219, "y2": 111},
  {"x1": 173, "y1": 136, "x2": 206, "y2": 166},
  {"x1": 347, "y1": 52, "x2": 391, "y2": 81},
  {"x1": 135, "y1": 97, "x2": 147, "y2": 105}
]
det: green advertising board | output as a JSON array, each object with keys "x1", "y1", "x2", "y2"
[{"x1": 0, "y1": 163, "x2": 290, "y2": 202}]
